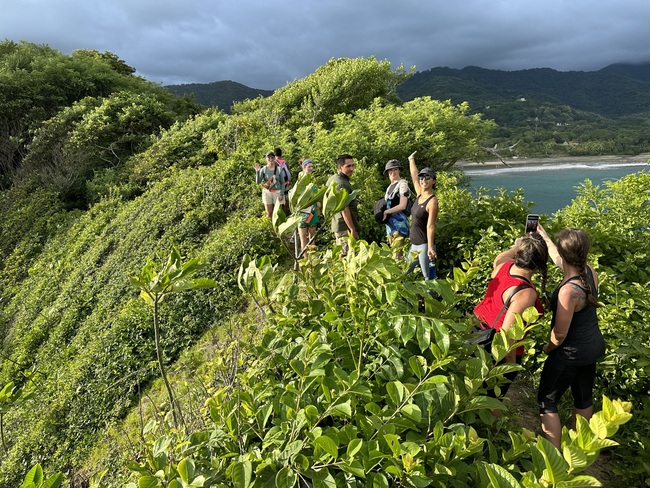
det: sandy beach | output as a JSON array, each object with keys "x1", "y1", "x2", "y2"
[{"x1": 457, "y1": 153, "x2": 650, "y2": 169}]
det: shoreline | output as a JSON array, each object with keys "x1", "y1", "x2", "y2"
[{"x1": 456, "y1": 153, "x2": 650, "y2": 169}]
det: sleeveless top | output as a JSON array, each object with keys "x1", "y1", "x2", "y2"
[
  {"x1": 549, "y1": 267, "x2": 605, "y2": 364},
  {"x1": 474, "y1": 261, "x2": 544, "y2": 355},
  {"x1": 409, "y1": 194, "x2": 435, "y2": 245}
]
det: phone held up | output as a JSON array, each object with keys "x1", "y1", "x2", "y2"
[{"x1": 525, "y1": 214, "x2": 539, "y2": 234}]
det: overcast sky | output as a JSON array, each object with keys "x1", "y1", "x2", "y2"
[{"x1": 3, "y1": 0, "x2": 649, "y2": 90}]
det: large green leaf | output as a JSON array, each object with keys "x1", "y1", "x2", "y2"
[
  {"x1": 310, "y1": 469, "x2": 336, "y2": 488},
  {"x1": 386, "y1": 381, "x2": 406, "y2": 406},
  {"x1": 314, "y1": 435, "x2": 339, "y2": 460},
  {"x1": 347, "y1": 438, "x2": 363, "y2": 457},
  {"x1": 137, "y1": 477, "x2": 162, "y2": 488},
  {"x1": 555, "y1": 475, "x2": 602, "y2": 487},
  {"x1": 563, "y1": 444, "x2": 588, "y2": 473},
  {"x1": 401, "y1": 403, "x2": 422, "y2": 423},
  {"x1": 275, "y1": 467, "x2": 297, "y2": 488},
  {"x1": 177, "y1": 457, "x2": 195, "y2": 485},
  {"x1": 21, "y1": 464, "x2": 43, "y2": 488},
  {"x1": 477, "y1": 461, "x2": 522, "y2": 488},
  {"x1": 41, "y1": 473, "x2": 64, "y2": 488},
  {"x1": 536, "y1": 437, "x2": 569, "y2": 484},
  {"x1": 231, "y1": 461, "x2": 253, "y2": 488},
  {"x1": 458, "y1": 395, "x2": 504, "y2": 413}
]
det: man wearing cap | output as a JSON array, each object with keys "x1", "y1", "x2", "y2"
[
  {"x1": 254, "y1": 151, "x2": 285, "y2": 219},
  {"x1": 407, "y1": 151, "x2": 439, "y2": 279},
  {"x1": 382, "y1": 159, "x2": 411, "y2": 255},
  {"x1": 327, "y1": 154, "x2": 360, "y2": 257}
]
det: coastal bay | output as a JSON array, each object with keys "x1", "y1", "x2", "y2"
[
  {"x1": 461, "y1": 154, "x2": 650, "y2": 215},
  {"x1": 457, "y1": 153, "x2": 650, "y2": 169}
]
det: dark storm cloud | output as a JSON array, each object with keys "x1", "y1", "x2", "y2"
[{"x1": 2, "y1": 0, "x2": 649, "y2": 89}]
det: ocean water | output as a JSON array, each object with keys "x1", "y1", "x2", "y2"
[{"x1": 465, "y1": 161, "x2": 648, "y2": 215}]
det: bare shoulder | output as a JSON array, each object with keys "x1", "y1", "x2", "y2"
[
  {"x1": 510, "y1": 286, "x2": 538, "y2": 307},
  {"x1": 426, "y1": 195, "x2": 439, "y2": 211},
  {"x1": 559, "y1": 282, "x2": 587, "y2": 309}
]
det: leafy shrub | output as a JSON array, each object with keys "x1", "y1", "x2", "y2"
[{"x1": 125, "y1": 243, "x2": 631, "y2": 487}]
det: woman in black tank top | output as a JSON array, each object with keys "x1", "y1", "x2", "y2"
[
  {"x1": 536, "y1": 225, "x2": 604, "y2": 451},
  {"x1": 406, "y1": 151, "x2": 439, "y2": 279}
]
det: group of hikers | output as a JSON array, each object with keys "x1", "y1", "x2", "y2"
[{"x1": 254, "y1": 150, "x2": 605, "y2": 451}]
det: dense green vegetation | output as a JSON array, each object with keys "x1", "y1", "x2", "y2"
[{"x1": 1, "y1": 41, "x2": 649, "y2": 487}]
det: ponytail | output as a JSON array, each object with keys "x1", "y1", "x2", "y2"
[
  {"x1": 539, "y1": 266, "x2": 549, "y2": 308},
  {"x1": 578, "y1": 266, "x2": 600, "y2": 308}
]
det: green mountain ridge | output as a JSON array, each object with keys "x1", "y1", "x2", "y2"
[
  {"x1": 165, "y1": 80, "x2": 272, "y2": 112},
  {"x1": 397, "y1": 64, "x2": 650, "y2": 118},
  {"x1": 166, "y1": 63, "x2": 650, "y2": 156},
  {"x1": 165, "y1": 62, "x2": 650, "y2": 120}
]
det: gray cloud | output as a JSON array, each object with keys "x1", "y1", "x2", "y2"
[{"x1": 3, "y1": 0, "x2": 649, "y2": 89}]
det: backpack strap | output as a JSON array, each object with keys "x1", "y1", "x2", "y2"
[
  {"x1": 385, "y1": 182, "x2": 399, "y2": 200},
  {"x1": 489, "y1": 283, "x2": 531, "y2": 329}
]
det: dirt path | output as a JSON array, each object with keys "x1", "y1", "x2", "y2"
[{"x1": 506, "y1": 375, "x2": 616, "y2": 486}]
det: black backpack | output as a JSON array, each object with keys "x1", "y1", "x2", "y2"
[{"x1": 373, "y1": 197, "x2": 387, "y2": 224}]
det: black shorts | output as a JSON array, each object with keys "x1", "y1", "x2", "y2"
[{"x1": 538, "y1": 357, "x2": 597, "y2": 414}]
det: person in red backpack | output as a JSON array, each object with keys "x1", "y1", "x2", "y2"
[{"x1": 473, "y1": 234, "x2": 548, "y2": 397}]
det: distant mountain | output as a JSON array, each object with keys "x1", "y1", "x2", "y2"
[
  {"x1": 164, "y1": 63, "x2": 650, "y2": 123},
  {"x1": 165, "y1": 80, "x2": 272, "y2": 112},
  {"x1": 396, "y1": 64, "x2": 650, "y2": 119},
  {"x1": 599, "y1": 61, "x2": 650, "y2": 82}
]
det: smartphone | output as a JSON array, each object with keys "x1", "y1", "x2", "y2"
[{"x1": 525, "y1": 214, "x2": 539, "y2": 234}]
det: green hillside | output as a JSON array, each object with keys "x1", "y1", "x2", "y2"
[
  {"x1": 166, "y1": 63, "x2": 650, "y2": 157},
  {"x1": 397, "y1": 64, "x2": 650, "y2": 118},
  {"x1": 1, "y1": 42, "x2": 649, "y2": 487},
  {"x1": 165, "y1": 80, "x2": 273, "y2": 112}
]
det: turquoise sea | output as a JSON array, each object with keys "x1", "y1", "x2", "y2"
[{"x1": 465, "y1": 161, "x2": 648, "y2": 215}]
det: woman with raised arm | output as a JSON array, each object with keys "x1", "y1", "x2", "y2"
[
  {"x1": 536, "y1": 224, "x2": 605, "y2": 450},
  {"x1": 407, "y1": 151, "x2": 438, "y2": 279}
]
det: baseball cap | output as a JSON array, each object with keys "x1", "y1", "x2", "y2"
[{"x1": 417, "y1": 167, "x2": 436, "y2": 179}]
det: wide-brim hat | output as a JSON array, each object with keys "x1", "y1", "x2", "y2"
[
  {"x1": 383, "y1": 159, "x2": 401, "y2": 175},
  {"x1": 417, "y1": 167, "x2": 436, "y2": 179}
]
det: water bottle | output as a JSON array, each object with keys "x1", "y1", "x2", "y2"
[{"x1": 428, "y1": 260, "x2": 437, "y2": 280}]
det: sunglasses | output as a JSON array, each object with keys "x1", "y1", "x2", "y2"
[{"x1": 419, "y1": 175, "x2": 433, "y2": 181}]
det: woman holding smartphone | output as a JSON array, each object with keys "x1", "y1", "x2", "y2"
[{"x1": 536, "y1": 224, "x2": 605, "y2": 450}]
